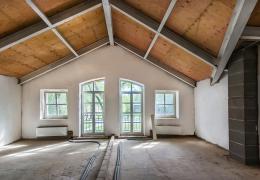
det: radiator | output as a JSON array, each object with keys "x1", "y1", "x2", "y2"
[{"x1": 36, "y1": 126, "x2": 68, "y2": 137}]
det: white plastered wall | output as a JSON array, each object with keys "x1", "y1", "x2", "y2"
[
  {"x1": 195, "y1": 73, "x2": 229, "y2": 149},
  {"x1": 22, "y1": 46, "x2": 195, "y2": 138},
  {"x1": 0, "y1": 76, "x2": 21, "y2": 146}
]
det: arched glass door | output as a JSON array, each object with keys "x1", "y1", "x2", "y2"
[
  {"x1": 81, "y1": 79, "x2": 105, "y2": 135},
  {"x1": 120, "y1": 79, "x2": 144, "y2": 135}
]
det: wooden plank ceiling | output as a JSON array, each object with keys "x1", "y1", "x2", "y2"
[
  {"x1": 0, "y1": 0, "x2": 84, "y2": 38},
  {"x1": 112, "y1": 8, "x2": 213, "y2": 81},
  {"x1": 0, "y1": 1, "x2": 107, "y2": 78},
  {"x1": 124, "y1": 0, "x2": 236, "y2": 57},
  {"x1": 0, "y1": 0, "x2": 258, "y2": 84}
]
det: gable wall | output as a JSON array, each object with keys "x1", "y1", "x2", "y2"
[{"x1": 22, "y1": 46, "x2": 194, "y2": 138}]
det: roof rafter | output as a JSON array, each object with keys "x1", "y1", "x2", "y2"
[
  {"x1": 110, "y1": 0, "x2": 217, "y2": 67},
  {"x1": 19, "y1": 38, "x2": 109, "y2": 84},
  {"x1": 102, "y1": 0, "x2": 114, "y2": 45},
  {"x1": 114, "y1": 37, "x2": 196, "y2": 87},
  {"x1": 144, "y1": 0, "x2": 177, "y2": 59},
  {"x1": 211, "y1": 0, "x2": 257, "y2": 85},
  {"x1": 0, "y1": 0, "x2": 102, "y2": 53},
  {"x1": 26, "y1": 0, "x2": 79, "y2": 57}
]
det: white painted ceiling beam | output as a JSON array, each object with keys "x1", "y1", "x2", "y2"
[
  {"x1": 211, "y1": 0, "x2": 257, "y2": 85},
  {"x1": 144, "y1": 0, "x2": 177, "y2": 59},
  {"x1": 102, "y1": 0, "x2": 114, "y2": 45},
  {"x1": 0, "y1": 0, "x2": 101, "y2": 53},
  {"x1": 115, "y1": 38, "x2": 196, "y2": 87},
  {"x1": 110, "y1": 0, "x2": 217, "y2": 67},
  {"x1": 26, "y1": 0, "x2": 79, "y2": 57},
  {"x1": 19, "y1": 38, "x2": 109, "y2": 84}
]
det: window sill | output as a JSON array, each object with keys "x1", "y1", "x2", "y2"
[
  {"x1": 40, "y1": 118, "x2": 68, "y2": 121},
  {"x1": 155, "y1": 117, "x2": 179, "y2": 120}
]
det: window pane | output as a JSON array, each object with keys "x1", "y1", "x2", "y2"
[
  {"x1": 156, "y1": 105, "x2": 164, "y2": 115},
  {"x1": 165, "y1": 93, "x2": 174, "y2": 104},
  {"x1": 122, "y1": 94, "x2": 130, "y2": 103},
  {"x1": 122, "y1": 114, "x2": 131, "y2": 122},
  {"x1": 46, "y1": 93, "x2": 56, "y2": 104},
  {"x1": 94, "y1": 80, "x2": 104, "y2": 91},
  {"x1": 122, "y1": 104, "x2": 131, "y2": 113},
  {"x1": 165, "y1": 105, "x2": 174, "y2": 115},
  {"x1": 133, "y1": 104, "x2": 141, "y2": 113},
  {"x1": 46, "y1": 105, "x2": 57, "y2": 117},
  {"x1": 121, "y1": 81, "x2": 131, "y2": 92},
  {"x1": 82, "y1": 82, "x2": 93, "y2": 91},
  {"x1": 156, "y1": 93, "x2": 164, "y2": 104},
  {"x1": 83, "y1": 104, "x2": 92, "y2": 113},
  {"x1": 133, "y1": 123, "x2": 141, "y2": 132},
  {"x1": 132, "y1": 84, "x2": 142, "y2": 92},
  {"x1": 95, "y1": 93, "x2": 104, "y2": 104},
  {"x1": 58, "y1": 105, "x2": 68, "y2": 116},
  {"x1": 133, "y1": 94, "x2": 141, "y2": 103},
  {"x1": 83, "y1": 93, "x2": 92, "y2": 104},
  {"x1": 84, "y1": 114, "x2": 93, "y2": 133},
  {"x1": 57, "y1": 93, "x2": 67, "y2": 104},
  {"x1": 95, "y1": 103, "x2": 103, "y2": 113},
  {"x1": 122, "y1": 122, "x2": 131, "y2": 132},
  {"x1": 133, "y1": 113, "x2": 141, "y2": 122}
]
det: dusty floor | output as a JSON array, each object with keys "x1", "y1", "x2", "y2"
[
  {"x1": 0, "y1": 139, "x2": 108, "y2": 180},
  {"x1": 119, "y1": 137, "x2": 260, "y2": 180},
  {"x1": 0, "y1": 137, "x2": 260, "y2": 180}
]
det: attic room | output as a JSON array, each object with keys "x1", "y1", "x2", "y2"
[{"x1": 0, "y1": 0, "x2": 260, "y2": 179}]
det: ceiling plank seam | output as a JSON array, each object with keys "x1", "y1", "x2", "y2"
[
  {"x1": 0, "y1": 0, "x2": 102, "y2": 53},
  {"x1": 211, "y1": 0, "x2": 258, "y2": 85},
  {"x1": 110, "y1": 0, "x2": 217, "y2": 67},
  {"x1": 26, "y1": 0, "x2": 79, "y2": 57},
  {"x1": 102, "y1": 0, "x2": 114, "y2": 45},
  {"x1": 144, "y1": 0, "x2": 177, "y2": 59}
]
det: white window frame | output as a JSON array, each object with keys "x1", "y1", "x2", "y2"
[
  {"x1": 155, "y1": 90, "x2": 179, "y2": 119},
  {"x1": 119, "y1": 78, "x2": 145, "y2": 135},
  {"x1": 40, "y1": 89, "x2": 68, "y2": 120},
  {"x1": 79, "y1": 77, "x2": 106, "y2": 137}
]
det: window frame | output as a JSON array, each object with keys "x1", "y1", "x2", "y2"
[
  {"x1": 79, "y1": 78, "x2": 105, "y2": 136},
  {"x1": 155, "y1": 90, "x2": 179, "y2": 119},
  {"x1": 40, "y1": 89, "x2": 68, "y2": 120},
  {"x1": 119, "y1": 78, "x2": 145, "y2": 135}
]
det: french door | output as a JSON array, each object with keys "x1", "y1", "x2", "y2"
[
  {"x1": 120, "y1": 79, "x2": 144, "y2": 135},
  {"x1": 81, "y1": 79, "x2": 105, "y2": 135}
]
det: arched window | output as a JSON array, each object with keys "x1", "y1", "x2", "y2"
[
  {"x1": 80, "y1": 78, "x2": 105, "y2": 135},
  {"x1": 120, "y1": 79, "x2": 144, "y2": 135}
]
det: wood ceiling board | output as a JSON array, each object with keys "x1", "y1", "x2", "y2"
[
  {"x1": 166, "y1": 0, "x2": 236, "y2": 57},
  {"x1": 112, "y1": 9, "x2": 155, "y2": 54},
  {"x1": 150, "y1": 37, "x2": 213, "y2": 81},
  {"x1": 57, "y1": 7, "x2": 107, "y2": 51},
  {"x1": 123, "y1": 0, "x2": 170, "y2": 23},
  {"x1": 0, "y1": 0, "x2": 88, "y2": 39},
  {"x1": 248, "y1": 2, "x2": 260, "y2": 26},
  {"x1": 34, "y1": 0, "x2": 85, "y2": 17},
  {"x1": 0, "y1": 30, "x2": 71, "y2": 77},
  {"x1": 0, "y1": 0, "x2": 39, "y2": 38}
]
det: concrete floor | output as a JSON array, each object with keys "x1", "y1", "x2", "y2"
[
  {"x1": 119, "y1": 137, "x2": 260, "y2": 180},
  {"x1": 0, "y1": 139, "x2": 108, "y2": 180},
  {"x1": 1, "y1": 137, "x2": 260, "y2": 180}
]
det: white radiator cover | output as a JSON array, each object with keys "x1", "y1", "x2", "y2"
[
  {"x1": 156, "y1": 125, "x2": 181, "y2": 135},
  {"x1": 36, "y1": 127, "x2": 68, "y2": 137}
]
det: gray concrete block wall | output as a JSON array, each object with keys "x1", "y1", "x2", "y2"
[{"x1": 228, "y1": 46, "x2": 259, "y2": 165}]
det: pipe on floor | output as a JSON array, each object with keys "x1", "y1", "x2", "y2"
[{"x1": 68, "y1": 138, "x2": 101, "y2": 180}]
